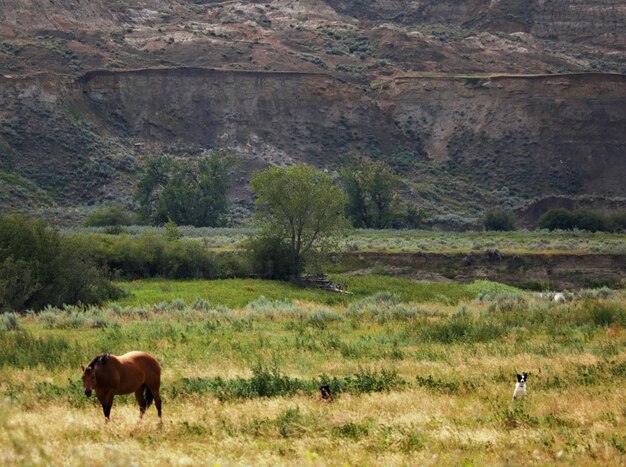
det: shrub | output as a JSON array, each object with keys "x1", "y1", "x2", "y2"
[
  {"x1": 83, "y1": 205, "x2": 133, "y2": 227},
  {"x1": 609, "y1": 212, "x2": 626, "y2": 232},
  {"x1": 83, "y1": 232, "x2": 248, "y2": 280},
  {"x1": 537, "y1": 208, "x2": 575, "y2": 231},
  {"x1": 483, "y1": 209, "x2": 515, "y2": 231},
  {"x1": 0, "y1": 216, "x2": 121, "y2": 311},
  {"x1": 1, "y1": 312, "x2": 20, "y2": 331},
  {"x1": 538, "y1": 208, "x2": 612, "y2": 232},
  {"x1": 332, "y1": 422, "x2": 370, "y2": 440}
]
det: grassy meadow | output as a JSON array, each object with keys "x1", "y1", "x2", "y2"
[
  {"x1": 1, "y1": 276, "x2": 626, "y2": 465},
  {"x1": 72, "y1": 226, "x2": 626, "y2": 255}
]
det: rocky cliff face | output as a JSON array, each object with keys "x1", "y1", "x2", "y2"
[{"x1": 0, "y1": 0, "x2": 624, "y2": 225}]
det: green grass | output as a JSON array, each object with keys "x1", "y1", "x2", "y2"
[
  {"x1": 70, "y1": 226, "x2": 626, "y2": 255},
  {"x1": 1, "y1": 290, "x2": 626, "y2": 464},
  {"x1": 114, "y1": 277, "x2": 521, "y2": 308}
]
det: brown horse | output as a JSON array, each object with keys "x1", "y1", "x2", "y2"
[{"x1": 81, "y1": 351, "x2": 162, "y2": 423}]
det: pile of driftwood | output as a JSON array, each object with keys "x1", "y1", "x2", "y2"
[{"x1": 298, "y1": 274, "x2": 352, "y2": 294}]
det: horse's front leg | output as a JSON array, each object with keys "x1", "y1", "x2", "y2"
[{"x1": 98, "y1": 391, "x2": 114, "y2": 423}]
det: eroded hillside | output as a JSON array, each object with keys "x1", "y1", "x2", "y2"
[{"x1": 0, "y1": 0, "x2": 624, "y2": 225}]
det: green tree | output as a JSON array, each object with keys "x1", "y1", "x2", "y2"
[
  {"x1": 134, "y1": 151, "x2": 233, "y2": 227},
  {"x1": 250, "y1": 164, "x2": 347, "y2": 277},
  {"x1": 339, "y1": 160, "x2": 399, "y2": 229},
  {"x1": 134, "y1": 156, "x2": 172, "y2": 224}
]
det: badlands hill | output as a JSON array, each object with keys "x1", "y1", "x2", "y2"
[{"x1": 0, "y1": 0, "x2": 624, "y2": 226}]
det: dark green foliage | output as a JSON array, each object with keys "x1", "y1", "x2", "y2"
[
  {"x1": 573, "y1": 210, "x2": 610, "y2": 232},
  {"x1": 170, "y1": 366, "x2": 405, "y2": 401},
  {"x1": 246, "y1": 235, "x2": 299, "y2": 280},
  {"x1": 251, "y1": 164, "x2": 347, "y2": 278},
  {"x1": 537, "y1": 208, "x2": 624, "y2": 232},
  {"x1": 174, "y1": 365, "x2": 306, "y2": 401},
  {"x1": 83, "y1": 205, "x2": 133, "y2": 227},
  {"x1": 395, "y1": 204, "x2": 428, "y2": 229},
  {"x1": 415, "y1": 375, "x2": 460, "y2": 394},
  {"x1": 483, "y1": 209, "x2": 515, "y2": 232},
  {"x1": 83, "y1": 233, "x2": 248, "y2": 279},
  {"x1": 0, "y1": 216, "x2": 120, "y2": 311},
  {"x1": 610, "y1": 212, "x2": 626, "y2": 232},
  {"x1": 34, "y1": 380, "x2": 87, "y2": 407},
  {"x1": 586, "y1": 302, "x2": 626, "y2": 327},
  {"x1": 134, "y1": 151, "x2": 233, "y2": 227},
  {"x1": 538, "y1": 208, "x2": 575, "y2": 230},
  {"x1": 339, "y1": 160, "x2": 399, "y2": 229}
]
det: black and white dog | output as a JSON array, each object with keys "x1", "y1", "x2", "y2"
[{"x1": 513, "y1": 373, "x2": 528, "y2": 400}]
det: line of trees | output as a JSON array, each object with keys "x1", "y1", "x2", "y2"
[{"x1": 7, "y1": 152, "x2": 626, "y2": 312}]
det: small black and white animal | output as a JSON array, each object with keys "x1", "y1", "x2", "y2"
[
  {"x1": 320, "y1": 384, "x2": 334, "y2": 402},
  {"x1": 513, "y1": 372, "x2": 528, "y2": 400}
]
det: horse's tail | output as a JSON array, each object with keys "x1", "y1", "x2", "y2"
[{"x1": 144, "y1": 385, "x2": 154, "y2": 409}]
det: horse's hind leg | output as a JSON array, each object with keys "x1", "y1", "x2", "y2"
[
  {"x1": 134, "y1": 387, "x2": 147, "y2": 420},
  {"x1": 154, "y1": 390, "x2": 162, "y2": 422},
  {"x1": 147, "y1": 383, "x2": 162, "y2": 423}
]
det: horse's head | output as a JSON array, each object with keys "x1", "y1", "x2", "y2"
[
  {"x1": 81, "y1": 354, "x2": 109, "y2": 397},
  {"x1": 81, "y1": 365, "x2": 96, "y2": 397}
]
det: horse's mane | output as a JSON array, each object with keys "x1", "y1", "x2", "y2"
[{"x1": 87, "y1": 353, "x2": 110, "y2": 369}]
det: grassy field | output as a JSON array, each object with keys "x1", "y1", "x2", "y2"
[
  {"x1": 70, "y1": 227, "x2": 626, "y2": 255},
  {"x1": 114, "y1": 276, "x2": 519, "y2": 308},
  {"x1": 1, "y1": 278, "x2": 625, "y2": 465}
]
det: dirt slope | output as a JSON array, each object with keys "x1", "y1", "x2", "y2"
[{"x1": 0, "y1": 0, "x2": 624, "y2": 225}]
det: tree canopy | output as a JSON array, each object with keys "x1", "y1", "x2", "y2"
[
  {"x1": 134, "y1": 151, "x2": 233, "y2": 227},
  {"x1": 339, "y1": 160, "x2": 399, "y2": 229},
  {"x1": 250, "y1": 164, "x2": 347, "y2": 277}
]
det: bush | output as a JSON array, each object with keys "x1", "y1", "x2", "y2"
[
  {"x1": 538, "y1": 208, "x2": 614, "y2": 232},
  {"x1": 83, "y1": 205, "x2": 133, "y2": 227},
  {"x1": 537, "y1": 208, "x2": 575, "y2": 230},
  {"x1": 1, "y1": 313, "x2": 20, "y2": 331},
  {"x1": 83, "y1": 232, "x2": 248, "y2": 280},
  {"x1": 483, "y1": 209, "x2": 515, "y2": 231},
  {"x1": 0, "y1": 216, "x2": 120, "y2": 311}
]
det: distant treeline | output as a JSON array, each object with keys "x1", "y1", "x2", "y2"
[
  {"x1": 483, "y1": 208, "x2": 626, "y2": 232},
  {"x1": 538, "y1": 208, "x2": 626, "y2": 233}
]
